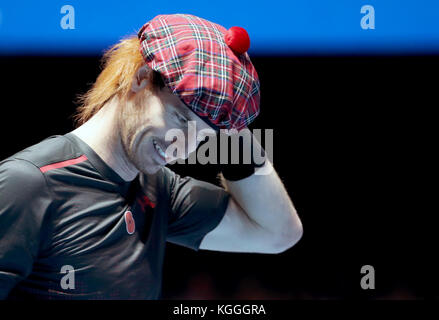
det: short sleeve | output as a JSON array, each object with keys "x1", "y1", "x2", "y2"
[
  {"x1": 0, "y1": 159, "x2": 53, "y2": 299},
  {"x1": 164, "y1": 167, "x2": 230, "y2": 251}
]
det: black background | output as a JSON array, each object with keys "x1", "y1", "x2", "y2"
[{"x1": 0, "y1": 54, "x2": 431, "y2": 299}]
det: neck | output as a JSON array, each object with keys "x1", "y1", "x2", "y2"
[{"x1": 70, "y1": 98, "x2": 139, "y2": 182}]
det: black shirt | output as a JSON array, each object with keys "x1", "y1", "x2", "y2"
[{"x1": 0, "y1": 133, "x2": 230, "y2": 299}]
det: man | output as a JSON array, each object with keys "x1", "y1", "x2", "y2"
[{"x1": 0, "y1": 14, "x2": 302, "y2": 299}]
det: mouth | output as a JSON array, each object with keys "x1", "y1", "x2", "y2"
[{"x1": 152, "y1": 139, "x2": 168, "y2": 163}]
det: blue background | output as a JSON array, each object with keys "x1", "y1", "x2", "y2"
[{"x1": 0, "y1": 0, "x2": 438, "y2": 55}]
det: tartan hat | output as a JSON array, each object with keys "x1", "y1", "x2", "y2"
[{"x1": 137, "y1": 14, "x2": 260, "y2": 131}]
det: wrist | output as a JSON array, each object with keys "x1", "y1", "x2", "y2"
[{"x1": 219, "y1": 131, "x2": 266, "y2": 181}]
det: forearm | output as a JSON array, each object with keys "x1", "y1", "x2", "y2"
[{"x1": 220, "y1": 158, "x2": 302, "y2": 241}]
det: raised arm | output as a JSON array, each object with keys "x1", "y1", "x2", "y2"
[{"x1": 199, "y1": 132, "x2": 303, "y2": 254}]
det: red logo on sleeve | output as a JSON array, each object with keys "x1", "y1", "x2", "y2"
[{"x1": 124, "y1": 211, "x2": 136, "y2": 234}]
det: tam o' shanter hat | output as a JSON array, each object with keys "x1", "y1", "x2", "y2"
[{"x1": 137, "y1": 13, "x2": 260, "y2": 131}]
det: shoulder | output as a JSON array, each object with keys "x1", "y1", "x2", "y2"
[
  {"x1": 7, "y1": 135, "x2": 79, "y2": 168},
  {"x1": 161, "y1": 166, "x2": 179, "y2": 184},
  {"x1": 155, "y1": 166, "x2": 185, "y2": 194},
  {"x1": 0, "y1": 159, "x2": 55, "y2": 261},
  {"x1": 0, "y1": 134, "x2": 77, "y2": 193},
  {"x1": 138, "y1": 166, "x2": 178, "y2": 203},
  {"x1": 0, "y1": 158, "x2": 48, "y2": 196},
  {"x1": 0, "y1": 157, "x2": 55, "y2": 240}
]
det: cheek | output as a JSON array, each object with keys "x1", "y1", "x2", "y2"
[
  {"x1": 133, "y1": 137, "x2": 157, "y2": 168},
  {"x1": 128, "y1": 125, "x2": 153, "y2": 157},
  {"x1": 139, "y1": 138, "x2": 154, "y2": 158}
]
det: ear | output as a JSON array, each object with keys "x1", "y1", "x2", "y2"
[{"x1": 131, "y1": 65, "x2": 150, "y2": 93}]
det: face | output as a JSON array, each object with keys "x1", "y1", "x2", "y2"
[{"x1": 118, "y1": 78, "x2": 214, "y2": 174}]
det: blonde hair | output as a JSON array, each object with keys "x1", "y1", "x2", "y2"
[{"x1": 73, "y1": 35, "x2": 146, "y2": 126}]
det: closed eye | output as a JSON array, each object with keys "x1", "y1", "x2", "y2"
[{"x1": 174, "y1": 111, "x2": 188, "y2": 124}]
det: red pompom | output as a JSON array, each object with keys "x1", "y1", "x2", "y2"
[{"x1": 225, "y1": 26, "x2": 250, "y2": 55}]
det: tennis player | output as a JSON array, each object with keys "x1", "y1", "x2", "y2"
[{"x1": 0, "y1": 14, "x2": 302, "y2": 299}]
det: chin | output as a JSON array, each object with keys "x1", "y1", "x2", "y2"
[
  {"x1": 141, "y1": 163, "x2": 163, "y2": 175},
  {"x1": 132, "y1": 144, "x2": 165, "y2": 175}
]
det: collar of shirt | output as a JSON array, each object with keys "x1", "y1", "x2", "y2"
[{"x1": 63, "y1": 132, "x2": 138, "y2": 199}]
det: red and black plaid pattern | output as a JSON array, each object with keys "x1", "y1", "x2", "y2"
[{"x1": 137, "y1": 14, "x2": 260, "y2": 131}]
